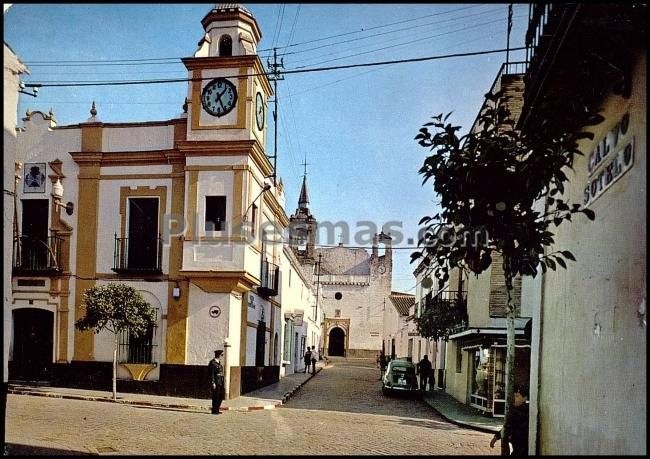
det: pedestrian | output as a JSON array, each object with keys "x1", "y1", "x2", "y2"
[
  {"x1": 417, "y1": 354, "x2": 432, "y2": 393},
  {"x1": 310, "y1": 346, "x2": 317, "y2": 375},
  {"x1": 379, "y1": 351, "x2": 387, "y2": 380},
  {"x1": 208, "y1": 350, "x2": 225, "y2": 415},
  {"x1": 490, "y1": 385, "x2": 530, "y2": 456},
  {"x1": 303, "y1": 346, "x2": 312, "y2": 373}
]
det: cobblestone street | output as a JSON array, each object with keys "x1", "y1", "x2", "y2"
[{"x1": 5, "y1": 360, "x2": 496, "y2": 455}]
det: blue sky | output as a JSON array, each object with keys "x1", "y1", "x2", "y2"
[{"x1": 4, "y1": 3, "x2": 529, "y2": 293}]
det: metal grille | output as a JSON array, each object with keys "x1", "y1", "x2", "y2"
[{"x1": 117, "y1": 310, "x2": 158, "y2": 364}]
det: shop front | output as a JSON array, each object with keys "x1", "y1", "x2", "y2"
[{"x1": 453, "y1": 329, "x2": 531, "y2": 417}]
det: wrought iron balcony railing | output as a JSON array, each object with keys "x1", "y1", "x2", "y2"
[
  {"x1": 258, "y1": 260, "x2": 279, "y2": 298},
  {"x1": 424, "y1": 289, "x2": 469, "y2": 334},
  {"x1": 112, "y1": 233, "x2": 163, "y2": 274},
  {"x1": 13, "y1": 235, "x2": 64, "y2": 275}
]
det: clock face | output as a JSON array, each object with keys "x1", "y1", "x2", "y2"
[
  {"x1": 201, "y1": 78, "x2": 237, "y2": 117},
  {"x1": 255, "y1": 92, "x2": 265, "y2": 130}
]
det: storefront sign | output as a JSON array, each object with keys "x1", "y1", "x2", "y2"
[{"x1": 584, "y1": 113, "x2": 634, "y2": 206}]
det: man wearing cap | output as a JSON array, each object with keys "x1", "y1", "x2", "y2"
[{"x1": 208, "y1": 350, "x2": 225, "y2": 414}]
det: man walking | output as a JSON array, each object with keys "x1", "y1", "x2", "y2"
[
  {"x1": 208, "y1": 350, "x2": 225, "y2": 415},
  {"x1": 303, "y1": 346, "x2": 312, "y2": 373},
  {"x1": 310, "y1": 346, "x2": 317, "y2": 375},
  {"x1": 417, "y1": 354, "x2": 433, "y2": 393}
]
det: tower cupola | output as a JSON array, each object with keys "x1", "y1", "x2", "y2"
[{"x1": 195, "y1": 3, "x2": 262, "y2": 58}]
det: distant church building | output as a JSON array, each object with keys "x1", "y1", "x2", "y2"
[{"x1": 289, "y1": 175, "x2": 393, "y2": 358}]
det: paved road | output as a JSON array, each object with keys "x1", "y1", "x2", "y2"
[{"x1": 5, "y1": 359, "x2": 496, "y2": 455}]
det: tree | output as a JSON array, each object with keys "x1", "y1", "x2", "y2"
[
  {"x1": 412, "y1": 93, "x2": 597, "y2": 455},
  {"x1": 75, "y1": 283, "x2": 156, "y2": 401}
]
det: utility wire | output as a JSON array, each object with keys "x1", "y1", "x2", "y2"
[
  {"x1": 23, "y1": 6, "x2": 504, "y2": 66},
  {"x1": 257, "y1": 4, "x2": 484, "y2": 52},
  {"x1": 25, "y1": 46, "x2": 526, "y2": 88},
  {"x1": 277, "y1": 7, "x2": 504, "y2": 60}
]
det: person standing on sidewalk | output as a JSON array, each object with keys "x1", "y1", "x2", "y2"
[
  {"x1": 303, "y1": 346, "x2": 312, "y2": 373},
  {"x1": 208, "y1": 350, "x2": 225, "y2": 415},
  {"x1": 378, "y1": 351, "x2": 387, "y2": 380},
  {"x1": 310, "y1": 346, "x2": 317, "y2": 375},
  {"x1": 490, "y1": 385, "x2": 529, "y2": 455},
  {"x1": 417, "y1": 354, "x2": 433, "y2": 393}
]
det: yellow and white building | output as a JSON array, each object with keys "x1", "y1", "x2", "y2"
[{"x1": 7, "y1": 4, "x2": 319, "y2": 399}]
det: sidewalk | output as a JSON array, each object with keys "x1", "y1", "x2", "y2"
[
  {"x1": 421, "y1": 389, "x2": 502, "y2": 433},
  {"x1": 8, "y1": 361, "x2": 327, "y2": 413}
]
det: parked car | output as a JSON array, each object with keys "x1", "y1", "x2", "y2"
[{"x1": 382, "y1": 358, "x2": 420, "y2": 398}]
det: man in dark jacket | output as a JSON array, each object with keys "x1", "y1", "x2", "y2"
[
  {"x1": 208, "y1": 350, "x2": 225, "y2": 414},
  {"x1": 417, "y1": 355, "x2": 433, "y2": 392},
  {"x1": 490, "y1": 385, "x2": 530, "y2": 455}
]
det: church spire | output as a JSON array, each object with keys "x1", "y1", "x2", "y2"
[
  {"x1": 298, "y1": 157, "x2": 311, "y2": 210},
  {"x1": 298, "y1": 175, "x2": 310, "y2": 210}
]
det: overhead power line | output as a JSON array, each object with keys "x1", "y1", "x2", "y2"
[
  {"x1": 24, "y1": 46, "x2": 526, "y2": 88},
  {"x1": 257, "y1": 4, "x2": 484, "y2": 52}
]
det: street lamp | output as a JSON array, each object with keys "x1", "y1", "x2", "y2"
[{"x1": 51, "y1": 178, "x2": 74, "y2": 215}]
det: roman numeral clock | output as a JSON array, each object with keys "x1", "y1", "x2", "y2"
[{"x1": 201, "y1": 78, "x2": 238, "y2": 117}]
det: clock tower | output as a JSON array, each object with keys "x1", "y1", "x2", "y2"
[{"x1": 182, "y1": 4, "x2": 272, "y2": 146}]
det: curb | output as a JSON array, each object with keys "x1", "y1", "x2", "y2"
[
  {"x1": 8, "y1": 388, "x2": 280, "y2": 413},
  {"x1": 421, "y1": 396, "x2": 500, "y2": 434},
  {"x1": 280, "y1": 365, "x2": 324, "y2": 404}
]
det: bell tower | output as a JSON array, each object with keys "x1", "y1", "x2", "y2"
[{"x1": 181, "y1": 4, "x2": 273, "y2": 146}]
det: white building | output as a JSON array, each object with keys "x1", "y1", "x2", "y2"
[{"x1": 7, "y1": 4, "x2": 318, "y2": 400}]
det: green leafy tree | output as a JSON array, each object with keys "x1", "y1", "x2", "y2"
[
  {"x1": 75, "y1": 283, "x2": 156, "y2": 400},
  {"x1": 412, "y1": 93, "x2": 596, "y2": 454}
]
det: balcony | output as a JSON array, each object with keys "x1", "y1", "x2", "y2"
[
  {"x1": 424, "y1": 289, "x2": 468, "y2": 335},
  {"x1": 258, "y1": 260, "x2": 279, "y2": 298},
  {"x1": 13, "y1": 235, "x2": 64, "y2": 276},
  {"x1": 112, "y1": 234, "x2": 163, "y2": 275},
  {"x1": 520, "y1": 3, "x2": 645, "y2": 133}
]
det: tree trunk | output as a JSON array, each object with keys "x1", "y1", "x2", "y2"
[
  {"x1": 112, "y1": 332, "x2": 118, "y2": 401},
  {"x1": 502, "y1": 261, "x2": 516, "y2": 456}
]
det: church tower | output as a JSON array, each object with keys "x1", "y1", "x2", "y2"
[{"x1": 289, "y1": 174, "x2": 317, "y2": 263}]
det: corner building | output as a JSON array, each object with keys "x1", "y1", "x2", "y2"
[{"x1": 8, "y1": 4, "x2": 307, "y2": 399}]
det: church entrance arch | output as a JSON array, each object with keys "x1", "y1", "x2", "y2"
[{"x1": 328, "y1": 327, "x2": 346, "y2": 357}]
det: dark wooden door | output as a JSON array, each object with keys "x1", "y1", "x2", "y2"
[
  {"x1": 21, "y1": 199, "x2": 49, "y2": 270},
  {"x1": 255, "y1": 321, "x2": 266, "y2": 366},
  {"x1": 127, "y1": 198, "x2": 158, "y2": 270},
  {"x1": 12, "y1": 308, "x2": 54, "y2": 381}
]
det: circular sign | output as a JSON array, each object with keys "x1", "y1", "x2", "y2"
[
  {"x1": 421, "y1": 277, "x2": 433, "y2": 289},
  {"x1": 209, "y1": 305, "x2": 221, "y2": 318}
]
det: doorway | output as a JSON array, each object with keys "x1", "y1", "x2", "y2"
[
  {"x1": 255, "y1": 320, "x2": 266, "y2": 367},
  {"x1": 328, "y1": 327, "x2": 346, "y2": 356},
  {"x1": 127, "y1": 197, "x2": 159, "y2": 270},
  {"x1": 11, "y1": 308, "x2": 54, "y2": 381},
  {"x1": 20, "y1": 199, "x2": 49, "y2": 270}
]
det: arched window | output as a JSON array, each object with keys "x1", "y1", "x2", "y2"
[{"x1": 219, "y1": 35, "x2": 232, "y2": 57}]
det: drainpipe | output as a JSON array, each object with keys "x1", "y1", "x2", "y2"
[{"x1": 223, "y1": 337, "x2": 231, "y2": 400}]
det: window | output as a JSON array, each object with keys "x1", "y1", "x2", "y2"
[
  {"x1": 205, "y1": 196, "x2": 226, "y2": 231},
  {"x1": 289, "y1": 269, "x2": 292, "y2": 287},
  {"x1": 219, "y1": 35, "x2": 232, "y2": 57},
  {"x1": 118, "y1": 316, "x2": 158, "y2": 365},
  {"x1": 456, "y1": 344, "x2": 463, "y2": 373},
  {"x1": 251, "y1": 203, "x2": 258, "y2": 238},
  {"x1": 335, "y1": 309, "x2": 341, "y2": 318}
]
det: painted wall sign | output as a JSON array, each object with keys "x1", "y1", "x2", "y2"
[
  {"x1": 584, "y1": 113, "x2": 634, "y2": 206},
  {"x1": 209, "y1": 305, "x2": 221, "y2": 318}
]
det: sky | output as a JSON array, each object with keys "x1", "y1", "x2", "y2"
[{"x1": 4, "y1": 3, "x2": 529, "y2": 293}]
